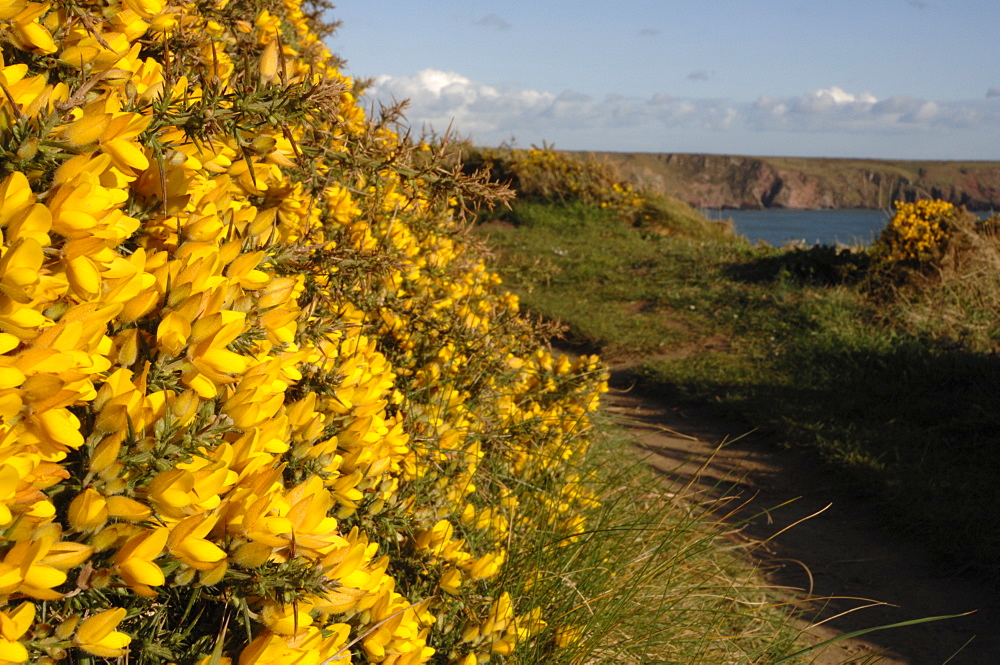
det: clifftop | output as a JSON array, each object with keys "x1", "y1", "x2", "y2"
[{"x1": 580, "y1": 152, "x2": 1000, "y2": 210}]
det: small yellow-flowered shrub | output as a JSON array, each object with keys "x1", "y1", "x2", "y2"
[
  {"x1": 0, "y1": 0, "x2": 607, "y2": 663},
  {"x1": 874, "y1": 199, "x2": 960, "y2": 262},
  {"x1": 467, "y1": 146, "x2": 643, "y2": 210}
]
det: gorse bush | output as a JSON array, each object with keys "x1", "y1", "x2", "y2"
[
  {"x1": 465, "y1": 147, "x2": 642, "y2": 210},
  {"x1": 873, "y1": 199, "x2": 960, "y2": 262},
  {"x1": 0, "y1": 1, "x2": 609, "y2": 663},
  {"x1": 874, "y1": 202, "x2": 1000, "y2": 351}
]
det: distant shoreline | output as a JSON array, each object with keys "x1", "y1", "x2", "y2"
[
  {"x1": 575, "y1": 150, "x2": 1000, "y2": 164},
  {"x1": 572, "y1": 150, "x2": 1000, "y2": 211}
]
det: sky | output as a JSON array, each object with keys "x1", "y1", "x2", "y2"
[{"x1": 328, "y1": 1, "x2": 1000, "y2": 160}]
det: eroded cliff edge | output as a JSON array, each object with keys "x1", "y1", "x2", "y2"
[{"x1": 585, "y1": 152, "x2": 1000, "y2": 210}]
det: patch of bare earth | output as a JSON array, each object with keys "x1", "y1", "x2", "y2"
[{"x1": 603, "y1": 368, "x2": 1000, "y2": 664}]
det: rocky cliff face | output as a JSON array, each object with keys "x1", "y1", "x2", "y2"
[{"x1": 588, "y1": 152, "x2": 1000, "y2": 210}]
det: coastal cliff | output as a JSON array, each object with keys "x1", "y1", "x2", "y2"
[{"x1": 583, "y1": 152, "x2": 1000, "y2": 210}]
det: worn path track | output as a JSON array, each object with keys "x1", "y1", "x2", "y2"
[{"x1": 602, "y1": 370, "x2": 1000, "y2": 665}]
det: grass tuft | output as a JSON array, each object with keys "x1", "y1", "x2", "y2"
[{"x1": 501, "y1": 421, "x2": 804, "y2": 664}]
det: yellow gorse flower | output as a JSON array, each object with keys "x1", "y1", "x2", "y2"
[
  {"x1": 73, "y1": 608, "x2": 131, "y2": 658},
  {"x1": 112, "y1": 527, "x2": 168, "y2": 596},
  {"x1": 0, "y1": 1, "x2": 56, "y2": 54},
  {"x1": 0, "y1": 602, "x2": 33, "y2": 663}
]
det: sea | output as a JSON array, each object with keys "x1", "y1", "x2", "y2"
[{"x1": 703, "y1": 209, "x2": 892, "y2": 248}]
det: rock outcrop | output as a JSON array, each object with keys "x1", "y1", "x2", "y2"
[{"x1": 583, "y1": 152, "x2": 1000, "y2": 210}]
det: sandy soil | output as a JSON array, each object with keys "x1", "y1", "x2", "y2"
[{"x1": 602, "y1": 370, "x2": 1000, "y2": 664}]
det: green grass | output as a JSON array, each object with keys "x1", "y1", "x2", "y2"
[
  {"x1": 479, "y1": 199, "x2": 751, "y2": 358},
  {"x1": 497, "y1": 418, "x2": 806, "y2": 664},
  {"x1": 477, "y1": 197, "x2": 1000, "y2": 578}
]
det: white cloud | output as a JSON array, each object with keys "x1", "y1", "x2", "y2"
[
  {"x1": 749, "y1": 87, "x2": 1000, "y2": 134},
  {"x1": 368, "y1": 69, "x2": 734, "y2": 138},
  {"x1": 369, "y1": 69, "x2": 554, "y2": 135},
  {"x1": 785, "y1": 86, "x2": 877, "y2": 114},
  {"x1": 366, "y1": 70, "x2": 1000, "y2": 151}
]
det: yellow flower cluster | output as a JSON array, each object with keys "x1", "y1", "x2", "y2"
[
  {"x1": 876, "y1": 199, "x2": 959, "y2": 262},
  {"x1": 0, "y1": 0, "x2": 607, "y2": 662}
]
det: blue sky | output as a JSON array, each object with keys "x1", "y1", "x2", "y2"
[{"x1": 329, "y1": 1, "x2": 1000, "y2": 159}]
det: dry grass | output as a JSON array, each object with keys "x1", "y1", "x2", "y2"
[{"x1": 886, "y1": 213, "x2": 1000, "y2": 350}]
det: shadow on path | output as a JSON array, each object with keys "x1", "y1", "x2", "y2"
[{"x1": 603, "y1": 374, "x2": 1000, "y2": 665}]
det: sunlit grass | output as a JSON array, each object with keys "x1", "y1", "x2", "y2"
[
  {"x1": 476, "y1": 195, "x2": 1000, "y2": 577},
  {"x1": 497, "y1": 420, "x2": 804, "y2": 664}
]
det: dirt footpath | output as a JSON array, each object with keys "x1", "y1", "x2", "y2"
[{"x1": 603, "y1": 383, "x2": 1000, "y2": 664}]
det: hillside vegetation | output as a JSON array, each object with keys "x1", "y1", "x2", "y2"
[
  {"x1": 0, "y1": 2, "x2": 824, "y2": 664},
  {"x1": 475, "y1": 148, "x2": 1000, "y2": 580},
  {"x1": 584, "y1": 151, "x2": 1000, "y2": 210}
]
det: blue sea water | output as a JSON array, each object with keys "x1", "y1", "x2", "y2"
[{"x1": 704, "y1": 209, "x2": 892, "y2": 248}]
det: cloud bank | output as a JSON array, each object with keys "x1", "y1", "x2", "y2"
[{"x1": 367, "y1": 69, "x2": 1000, "y2": 155}]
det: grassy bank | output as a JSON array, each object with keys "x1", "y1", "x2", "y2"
[
  {"x1": 500, "y1": 419, "x2": 805, "y2": 663},
  {"x1": 473, "y1": 150, "x2": 1000, "y2": 579}
]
